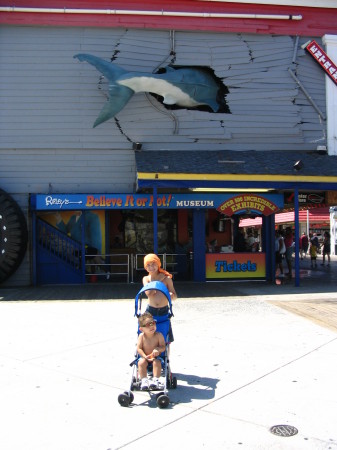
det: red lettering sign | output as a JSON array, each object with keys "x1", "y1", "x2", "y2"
[
  {"x1": 305, "y1": 40, "x2": 337, "y2": 86},
  {"x1": 216, "y1": 194, "x2": 279, "y2": 216}
]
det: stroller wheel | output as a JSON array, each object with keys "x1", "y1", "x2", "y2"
[
  {"x1": 125, "y1": 391, "x2": 134, "y2": 403},
  {"x1": 118, "y1": 392, "x2": 133, "y2": 407},
  {"x1": 156, "y1": 394, "x2": 170, "y2": 409},
  {"x1": 171, "y1": 376, "x2": 177, "y2": 389}
]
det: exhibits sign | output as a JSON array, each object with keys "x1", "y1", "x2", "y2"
[{"x1": 216, "y1": 194, "x2": 279, "y2": 216}]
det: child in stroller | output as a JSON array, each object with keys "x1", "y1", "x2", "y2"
[
  {"x1": 118, "y1": 280, "x2": 177, "y2": 408},
  {"x1": 137, "y1": 312, "x2": 166, "y2": 390}
]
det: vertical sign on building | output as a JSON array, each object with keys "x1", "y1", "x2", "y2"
[{"x1": 303, "y1": 40, "x2": 337, "y2": 86}]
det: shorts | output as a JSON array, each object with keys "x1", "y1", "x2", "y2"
[
  {"x1": 146, "y1": 305, "x2": 174, "y2": 343},
  {"x1": 285, "y1": 247, "x2": 293, "y2": 260},
  {"x1": 323, "y1": 244, "x2": 330, "y2": 254},
  {"x1": 275, "y1": 251, "x2": 283, "y2": 264},
  {"x1": 135, "y1": 356, "x2": 164, "y2": 366}
]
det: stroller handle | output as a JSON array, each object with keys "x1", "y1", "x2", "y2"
[{"x1": 134, "y1": 281, "x2": 173, "y2": 317}]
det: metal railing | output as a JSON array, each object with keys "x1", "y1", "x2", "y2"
[
  {"x1": 37, "y1": 218, "x2": 82, "y2": 271},
  {"x1": 85, "y1": 253, "x2": 130, "y2": 283},
  {"x1": 37, "y1": 220, "x2": 190, "y2": 283},
  {"x1": 132, "y1": 253, "x2": 189, "y2": 282}
]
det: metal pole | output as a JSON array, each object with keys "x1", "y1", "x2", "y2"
[
  {"x1": 153, "y1": 187, "x2": 158, "y2": 254},
  {"x1": 294, "y1": 188, "x2": 300, "y2": 287},
  {"x1": 32, "y1": 211, "x2": 37, "y2": 286},
  {"x1": 81, "y1": 212, "x2": 86, "y2": 283}
]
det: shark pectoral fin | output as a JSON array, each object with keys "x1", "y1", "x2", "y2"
[
  {"x1": 74, "y1": 53, "x2": 127, "y2": 82},
  {"x1": 93, "y1": 85, "x2": 134, "y2": 127}
]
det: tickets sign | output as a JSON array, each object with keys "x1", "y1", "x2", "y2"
[{"x1": 206, "y1": 253, "x2": 266, "y2": 279}]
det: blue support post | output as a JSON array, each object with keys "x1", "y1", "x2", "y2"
[
  {"x1": 193, "y1": 209, "x2": 206, "y2": 281},
  {"x1": 32, "y1": 211, "x2": 37, "y2": 286},
  {"x1": 81, "y1": 212, "x2": 86, "y2": 283},
  {"x1": 264, "y1": 214, "x2": 275, "y2": 283},
  {"x1": 294, "y1": 188, "x2": 300, "y2": 287},
  {"x1": 270, "y1": 214, "x2": 276, "y2": 283},
  {"x1": 105, "y1": 210, "x2": 109, "y2": 254},
  {"x1": 153, "y1": 188, "x2": 158, "y2": 254}
]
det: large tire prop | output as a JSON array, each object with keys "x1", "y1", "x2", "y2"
[{"x1": 0, "y1": 189, "x2": 28, "y2": 283}]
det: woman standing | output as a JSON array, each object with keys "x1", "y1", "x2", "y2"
[
  {"x1": 321, "y1": 232, "x2": 331, "y2": 266},
  {"x1": 284, "y1": 227, "x2": 294, "y2": 279}
]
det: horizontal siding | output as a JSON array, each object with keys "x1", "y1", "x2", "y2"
[
  {"x1": 0, "y1": 149, "x2": 136, "y2": 194},
  {"x1": 0, "y1": 26, "x2": 327, "y2": 154}
]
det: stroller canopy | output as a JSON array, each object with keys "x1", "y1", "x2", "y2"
[{"x1": 135, "y1": 281, "x2": 173, "y2": 317}]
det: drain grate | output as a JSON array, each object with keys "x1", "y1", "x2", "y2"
[{"x1": 270, "y1": 425, "x2": 298, "y2": 437}]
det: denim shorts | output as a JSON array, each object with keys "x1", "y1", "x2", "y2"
[{"x1": 145, "y1": 305, "x2": 174, "y2": 342}]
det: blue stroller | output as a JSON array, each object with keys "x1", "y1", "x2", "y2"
[{"x1": 118, "y1": 281, "x2": 177, "y2": 408}]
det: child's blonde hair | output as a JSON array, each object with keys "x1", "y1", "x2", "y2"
[{"x1": 138, "y1": 312, "x2": 155, "y2": 327}]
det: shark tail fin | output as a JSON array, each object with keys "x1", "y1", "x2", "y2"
[
  {"x1": 93, "y1": 85, "x2": 134, "y2": 128},
  {"x1": 74, "y1": 53, "x2": 134, "y2": 127},
  {"x1": 74, "y1": 53, "x2": 127, "y2": 82}
]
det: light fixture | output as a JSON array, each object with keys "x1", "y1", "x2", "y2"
[
  {"x1": 317, "y1": 145, "x2": 327, "y2": 155},
  {"x1": 293, "y1": 160, "x2": 303, "y2": 171},
  {"x1": 191, "y1": 188, "x2": 273, "y2": 192},
  {"x1": 133, "y1": 142, "x2": 142, "y2": 151}
]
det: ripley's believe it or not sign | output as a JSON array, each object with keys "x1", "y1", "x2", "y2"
[{"x1": 32, "y1": 193, "x2": 283, "y2": 212}]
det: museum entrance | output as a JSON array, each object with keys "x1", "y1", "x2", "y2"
[{"x1": 107, "y1": 209, "x2": 193, "y2": 282}]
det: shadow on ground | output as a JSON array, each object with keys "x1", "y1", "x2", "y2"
[{"x1": 1, "y1": 259, "x2": 337, "y2": 302}]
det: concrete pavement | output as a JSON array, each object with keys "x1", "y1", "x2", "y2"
[{"x1": 0, "y1": 256, "x2": 337, "y2": 449}]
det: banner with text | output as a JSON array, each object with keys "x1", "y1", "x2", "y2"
[
  {"x1": 31, "y1": 193, "x2": 283, "y2": 213},
  {"x1": 206, "y1": 253, "x2": 266, "y2": 279}
]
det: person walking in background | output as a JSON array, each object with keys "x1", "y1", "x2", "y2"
[
  {"x1": 233, "y1": 228, "x2": 247, "y2": 252},
  {"x1": 321, "y1": 231, "x2": 331, "y2": 266},
  {"x1": 309, "y1": 234, "x2": 318, "y2": 269},
  {"x1": 300, "y1": 232, "x2": 309, "y2": 260},
  {"x1": 275, "y1": 230, "x2": 285, "y2": 278},
  {"x1": 246, "y1": 229, "x2": 256, "y2": 252},
  {"x1": 311, "y1": 233, "x2": 319, "y2": 250},
  {"x1": 284, "y1": 227, "x2": 294, "y2": 279}
]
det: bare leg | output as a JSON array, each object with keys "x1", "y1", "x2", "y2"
[
  {"x1": 138, "y1": 358, "x2": 148, "y2": 379},
  {"x1": 153, "y1": 360, "x2": 161, "y2": 378}
]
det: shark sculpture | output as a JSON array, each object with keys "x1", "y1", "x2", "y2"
[{"x1": 74, "y1": 53, "x2": 222, "y2": 127}]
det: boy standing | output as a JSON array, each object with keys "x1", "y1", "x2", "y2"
[
  {"x1": 143, "y1": 253, "x2": 177, "y2": 342},
  {"x1": 137, "y1": 312, "x2": 166, "y2": 390}
]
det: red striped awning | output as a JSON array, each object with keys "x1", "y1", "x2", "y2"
[{"x1": 240, "y1": 207, "x2": 330, "y2": 227}]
